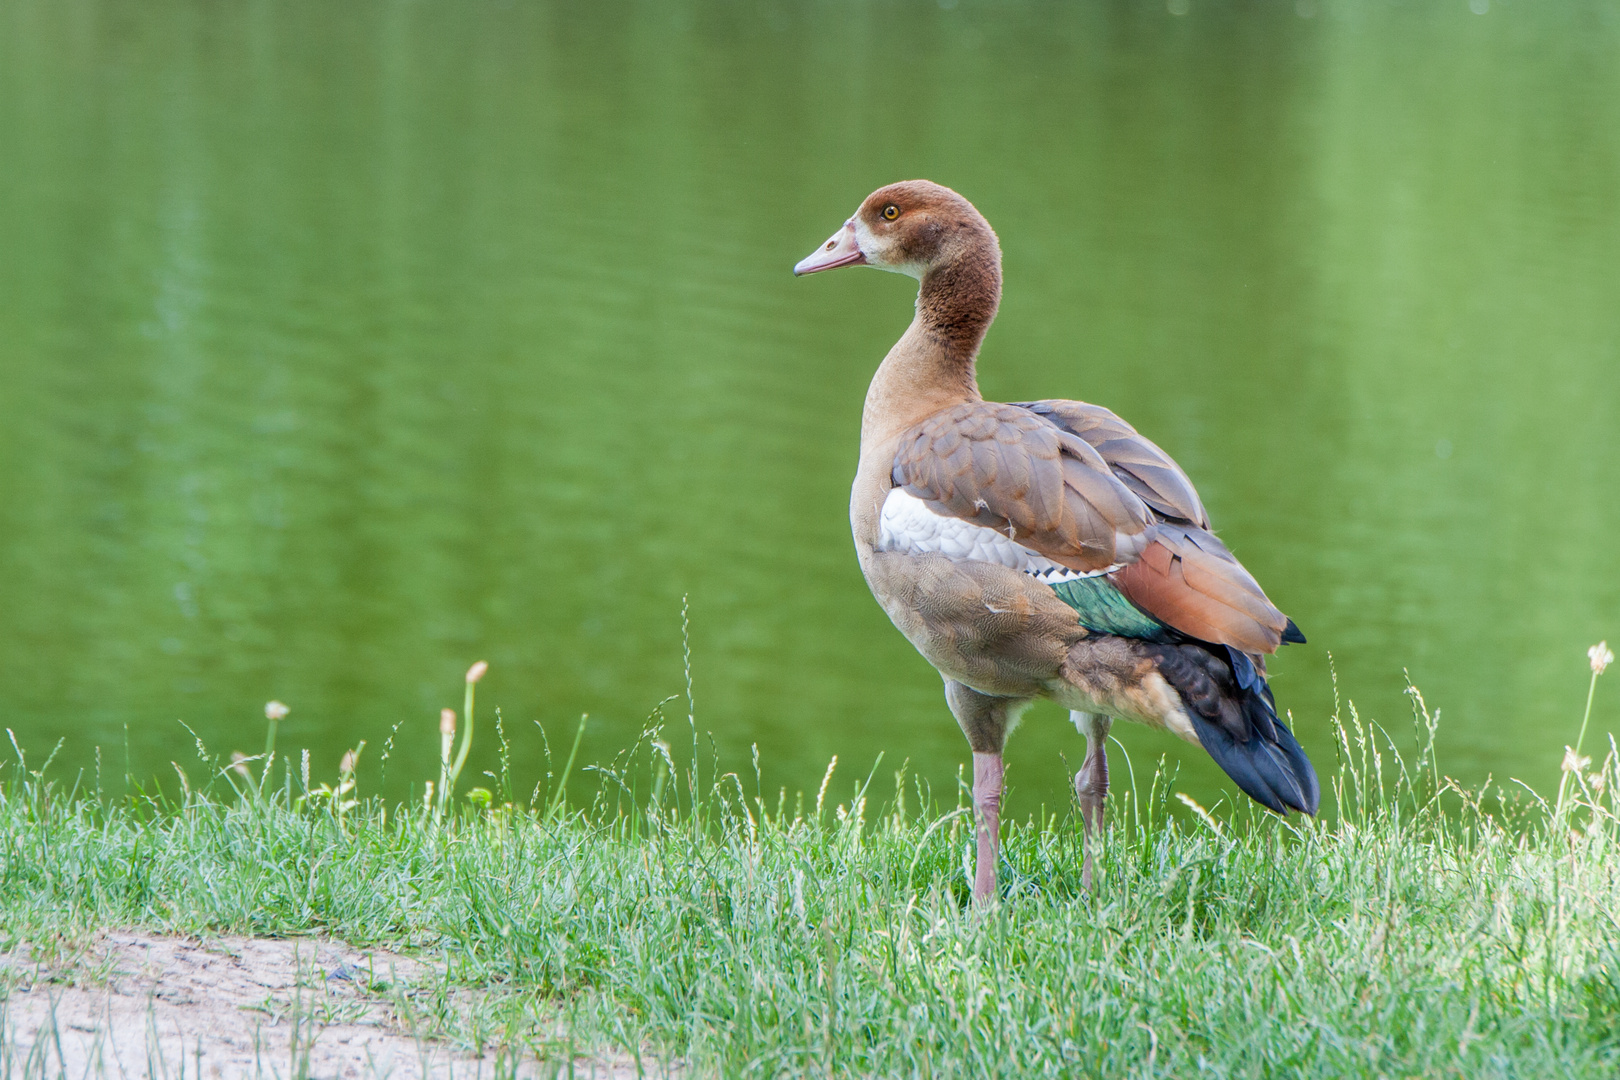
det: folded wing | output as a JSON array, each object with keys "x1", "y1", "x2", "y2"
[
  {"x1": 1012, "y1": 400, "x2": 1300, "y2": 656},
  {"x1": 891, "y1": 398, "x2": 1300, "y2": 656}
]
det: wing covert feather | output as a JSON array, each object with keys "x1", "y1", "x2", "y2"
[
  {"x1": 1014, "y1": 400, "x2": 1209, "y2": 527},
  {"x1": 892, "y1": 402, "x2": 1155, "y2": 573}
]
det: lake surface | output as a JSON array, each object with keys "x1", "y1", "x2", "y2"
[{"x1": 2, "y1": 0, "x2": 1617, "y2": 817}]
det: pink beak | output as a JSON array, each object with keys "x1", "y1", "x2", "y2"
[{"x1": 793, "y1": 220, "x2": 866, "y2": 276}]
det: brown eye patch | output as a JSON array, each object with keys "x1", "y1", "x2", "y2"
[{"x1": 882, "y1": 204, "x2": 900, "y2": 221}]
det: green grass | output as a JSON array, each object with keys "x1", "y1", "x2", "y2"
[{"x1": 1, "y1": 663, "x2": 1618, "y2": 1078}]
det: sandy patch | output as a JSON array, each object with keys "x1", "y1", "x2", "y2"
[{"x1": 0, "y1": 932, "x2": 648, "y2": 1078}]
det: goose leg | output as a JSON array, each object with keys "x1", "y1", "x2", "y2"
[
  {"x1": 1072, "y1": 711, "x2": 1113, "y2": 890},
  {"x1": 971, "y1": 751, "x2": 1004, "y2": 904},
  {"x1": 944, "y1": 680, "x2": 1025, "y2": 906}
]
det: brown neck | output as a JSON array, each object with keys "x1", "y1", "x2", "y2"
[
  {"x1": 859, "y1": 237, "x2": 1001, "y2": 450},
  {"x1": 917, "y1": 243, "x2": 1001, "y2": 363}
]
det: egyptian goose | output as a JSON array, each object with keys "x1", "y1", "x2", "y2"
[{"x1": 794, "y1": 181, "x2": 1317, "y2": 902}]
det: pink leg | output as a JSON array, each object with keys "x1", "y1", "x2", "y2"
[
  {"x1": 972, "y1": 751, "x2": 1004, "y2": 905},
  {"x1": 1072, "y1": 713, "x2": 1112, "y2": 890}
]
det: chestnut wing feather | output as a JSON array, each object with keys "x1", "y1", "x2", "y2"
[
  {"x1": 1110, "y1": 526, "x2": 1293, "y2": 655},
  {"x1": 891, "y1": 402, "x2": 1156, "y2": 573}
]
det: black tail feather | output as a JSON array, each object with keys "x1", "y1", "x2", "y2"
[
  {"x1": 1225, "y1": 645, "x2": 1261, "y2": 692},
  {"x1": 1190, "y1": 708, "x2": 1319, "y2": 815},
  {"x1": 1150, "y1": 642, "x2": 1320, "y2": 816},
  {"x1": 1237, "y1": 668, "x2": 1279, "y2": 745}
]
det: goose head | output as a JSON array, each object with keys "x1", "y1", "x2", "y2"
[{"x1": 793, "y1": 180, "x2": 1000, "y2": 282}]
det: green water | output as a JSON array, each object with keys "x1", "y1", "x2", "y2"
[{"x1": 2, "y1": 0, "x2": 1617, "y2": 814}]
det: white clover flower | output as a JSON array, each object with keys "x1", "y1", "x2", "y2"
[
  {"x1": 466, "y1": 661, "x2": 489, "y2": 684},
  {"x1": 265, "y1": 700, "x2": 290, "y2": 721}
]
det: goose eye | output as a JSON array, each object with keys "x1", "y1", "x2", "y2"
[{"x1": 882, "y1": 204, "x2": 900, "y2": 221}]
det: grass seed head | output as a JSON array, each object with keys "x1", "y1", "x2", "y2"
[{"x1": 1590, "y1": 641, "x2": 1613, "y2": 675}]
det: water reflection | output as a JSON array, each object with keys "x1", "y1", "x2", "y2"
[{"x1": 0, "y1": 0, "x2": 1615, "y2": 816}]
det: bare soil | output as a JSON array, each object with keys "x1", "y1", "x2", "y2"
[{"x1": 1, "y1": 932, "x2": 644, "y2": 1078}]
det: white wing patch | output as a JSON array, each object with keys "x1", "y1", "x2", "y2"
[{"x1": 877, "y1": 488, "x2": 1115, "y2": 582}]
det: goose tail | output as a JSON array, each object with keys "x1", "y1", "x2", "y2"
[{"x1": 1149, "y1": 642, "x2": 1320, "y2": 815}]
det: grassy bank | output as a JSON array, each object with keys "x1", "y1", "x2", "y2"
[{"x1": 2, "y1": 659, "x2": 1618, "y2": 1078}]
